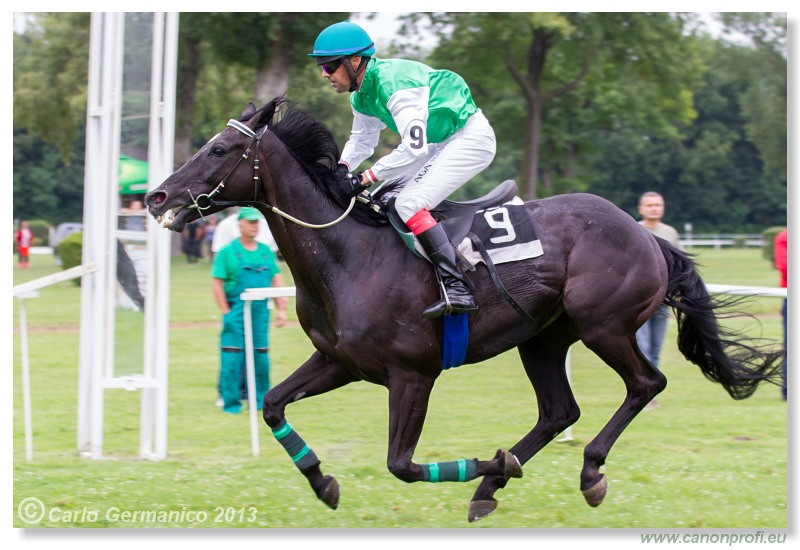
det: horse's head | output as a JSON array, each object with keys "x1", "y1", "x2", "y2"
[{"x1": 144, "y1": 100, "x2": 281, "y2": 233}]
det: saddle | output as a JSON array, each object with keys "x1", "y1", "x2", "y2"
[
  {"x1": 384, "y1": 180, "x2": 519, "y2": 256},
  {"x1": 358, "y1": 179, "x2": 537, "y2": 326}
]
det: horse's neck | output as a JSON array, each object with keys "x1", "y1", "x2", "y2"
[{"x1": 262, "y1": 141, "x2": 369, "y2": 289}]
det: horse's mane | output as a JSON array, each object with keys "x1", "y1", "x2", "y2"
[{"x1": 242, "y1": 97, "x2": 391, "y2": 226}]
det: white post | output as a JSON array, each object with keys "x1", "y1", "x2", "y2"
[
  {"x1": 77, "y1": 12, "x2": 125, "y2": 459},
  {"x1": 558, "y1": 348, "x2": 574, "y2": 442},
  {"x1": 240, "y1": 287, "x2": 297, "y2": 456},
  {"x1": 140, "y1": 11, "x2": 179, "y2": 461},
  {"x1": 243, "y1": 300, "x2": 260, "y2": 457},
  {"x1": 18, "y1": 294, "x2": 38, "y2": 461}
]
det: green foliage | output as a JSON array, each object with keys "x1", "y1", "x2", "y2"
[
  {"x1": 13, "y1": 128, "x2": 86, "y2": 225},
  {"x1": 12, "y1": 12, "x2": 787, "y2": 232},
  {"x1": 423, "y1": 13, "x2": 703, "y2": 200},
  {"x1": 13, "y1": 13, "x2": 90, "y2": 160},
  {"x1": 585, "y1": 31, "x2": 786, "y2": 233},
  {"x1": 56, "y1": 232, "x2": 83, "y2": 284}
]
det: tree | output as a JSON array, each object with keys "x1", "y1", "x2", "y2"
[
  {"x1": 423, "y1": 13, "x2": 701, "y2": 199},
  {"x1": 173, "y1": 13, "x2": 349, "y2": 164},
  {"x1": 587, "y1": 30, "x2": 786, "y2": 232},
  {"x1": 717, "y1": 13, "x2": 787, "y2": 182},
  {"x1": 13, "y1": 13, "x2": 90, "y2": 161}
]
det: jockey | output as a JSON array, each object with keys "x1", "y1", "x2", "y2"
[{"x1": 309, "y1": 20, "x2": 497, "y2": 319}]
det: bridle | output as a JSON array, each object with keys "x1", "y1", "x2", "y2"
[{"x1": 187, "y1": 119, "x2": 356, "y2": 229}]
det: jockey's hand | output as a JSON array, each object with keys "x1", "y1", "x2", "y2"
[{"x1": 336, "y1": 168, "x2": 367, "y2": 199}]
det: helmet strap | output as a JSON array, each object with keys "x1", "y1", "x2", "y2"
[{"x1": 344, "y1": 57, "x2": 368, "y2": 92}]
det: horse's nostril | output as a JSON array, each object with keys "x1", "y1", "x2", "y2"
[{"x1": 147, "y1": 191, "x2": 167, "y2": 205}]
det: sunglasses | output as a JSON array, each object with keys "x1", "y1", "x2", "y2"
[{"x1": 322, "y1": 60, "x2": 342, "y2": 75}]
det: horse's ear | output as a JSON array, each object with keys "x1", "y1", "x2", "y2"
[
  {"x1": 240, "y1": 102, "x2": 258, "y2": 119},
  {"x1": 253, "y1": 96, "x2": 289, "y2": 131}
]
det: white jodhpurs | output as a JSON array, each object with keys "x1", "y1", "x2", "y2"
[{"x1": 393, "y1": 110, "x2": 496, "y2": 223}]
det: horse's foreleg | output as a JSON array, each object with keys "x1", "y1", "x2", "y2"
[
  {"x1": 263, "y1": 351, "x2": 357, "y2": 509},
  {"x1": 469, "y1": 318, "x2": 580, "y2": 522},
  {"x1": 385, "y1": 375, "x2": 521, "y2": 485}
]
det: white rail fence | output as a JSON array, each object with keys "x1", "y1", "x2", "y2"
[
  {"x1": 13, "y1": 264, "x2": 99, "y2": 460},
  {"x1": 15, "y1": 281, "x2": 785, "y2": 459},
  {"x1": 680, "y1": 233, "x2": 765, "y2": 250}
]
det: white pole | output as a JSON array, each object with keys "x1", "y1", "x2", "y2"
[
  {"x1": 558, "y1": 348, "x2": 574, "y2": 442},
  {"x1": 240, "y1": 287, "x2": 297, "y2": 457},
  {"x1": 144, "y1": 11, "x2": 179, "y2": 460},
  {"x1": 77, "y1": 12, "x2": 105, "y2": 456},
  {"x1": 244, "y1": 300, "x2": 260, "y2": 457},
  {"x1": 18, "y1": 294, "x2": 37, "y2": 461}
]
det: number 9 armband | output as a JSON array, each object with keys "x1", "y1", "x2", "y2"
[{"x1": 402, "y1": 120, "x2": 429, "y2": 157}]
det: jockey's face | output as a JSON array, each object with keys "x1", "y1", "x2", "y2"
[{"x1": 321, "y1": 56, "x2": 361, "y2": 94}]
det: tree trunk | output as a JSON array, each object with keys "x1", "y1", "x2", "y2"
[
  {"x1": 174, "y1": 35, "x2": 201, "y2": 167},
  {"x1": 254, "y1": 50, "x2": 292, "y2": 104},
  {"x1": 253, "y1": 13, "x2": 296, "y2": 104},
  {"x1": 520, "y1": 95, "x2": 542, "y2": 201}
]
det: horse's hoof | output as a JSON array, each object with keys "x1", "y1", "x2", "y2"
[
  {"x1": 581, "y1": 475, "x2": 608, "y2": 507},
  {"x1": 318, "y1": 475, "x2": 340, "y2": 510},
  {"x1": 468, "y1": 499, "x2": 497, "y2": 523},
  {"x1": 498, "y1": 449, "x2": 523, "y2": 479}
]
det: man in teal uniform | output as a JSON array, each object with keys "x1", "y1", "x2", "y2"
[
  {"x1": 309, "y1": 20, "x2": 497, "y2": 319},
  {"x1": 212, "y1": 207, "x2": 288, "y2": 414}
]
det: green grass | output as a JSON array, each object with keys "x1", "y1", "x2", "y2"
[{"x1": 12, "y1": 248, "x2": 787, "y2": 529}]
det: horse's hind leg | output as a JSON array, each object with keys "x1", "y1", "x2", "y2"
[
  {"x1": 576, "y1": 327, "x2": 666, "y2": 507},
  {"x1": 262, "y1": 351, "x2": 358, "y2": 509},
  {"x1": 469, "y1": 315, "x2": 581, "y2": 522}
]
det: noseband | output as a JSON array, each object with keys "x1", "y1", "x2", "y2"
[{"x1": 188, "y1": 119, "x2": 355, "y2": 229}]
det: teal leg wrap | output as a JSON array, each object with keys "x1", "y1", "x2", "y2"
[
  {"x1": 272, "y1": 418, "x2": 319, "y2": 470},
  {"x1": 421, "y1": 458, "x2": 478, "y2": 482}
]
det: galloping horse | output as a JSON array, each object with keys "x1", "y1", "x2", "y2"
[{"x1": 145, "y1": 98, "x2": 780, "y2": 522}]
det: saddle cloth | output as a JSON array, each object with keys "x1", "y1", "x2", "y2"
[
  {"x1": 455, "y1": 196, "x2": 543, "y2": 267},
  {"x1": 392, "y1": 195, "x2": 543, "y2": 267}
]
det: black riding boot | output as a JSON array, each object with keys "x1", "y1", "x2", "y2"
[{"x1": 416, "y1": 223, "x2": 478, "y2": 319}]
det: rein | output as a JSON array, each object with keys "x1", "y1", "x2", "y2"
[{"x1": 188, "y1": 119, "x2": 356, "y2": 229}]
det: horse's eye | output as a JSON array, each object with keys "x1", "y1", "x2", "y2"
[{"x1": 210, "y1": 145, "x2": 226, "y2": 157}]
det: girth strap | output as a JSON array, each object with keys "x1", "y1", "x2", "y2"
[{"x1": 465, "y1": 233, "x2": 536, "y2": 324}]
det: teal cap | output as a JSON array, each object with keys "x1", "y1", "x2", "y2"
[
  {"x1": 308, "y1": 21, "x2": 375, "y2": 63},
  {"x1": 238, "y1": 207, "x2": 263, "y2": 221}
]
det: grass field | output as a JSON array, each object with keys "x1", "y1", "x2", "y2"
[{"x1": 11, "y1": 247, "x2": 789, "y2": 530}]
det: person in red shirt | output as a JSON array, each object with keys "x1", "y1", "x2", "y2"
[
  {"x1": 774, "y1": 228, "x2": 787, "y2": 400},
  {"x1": 15, "y1": 220, "x2": 33, "y2": 269}
]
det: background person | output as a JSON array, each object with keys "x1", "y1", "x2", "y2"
[
  {"x1": 211, "y1": 207, "x2": 287, "y2": 414},
  {"x1": 774, "y1": 227, "x2": 787, "y2": 401},
  {"x1": 15, "y1": 220, "x2": 34, "y2": 268},
  {"x1": 182, "y1": 220, "x2": 205, "y2": 263},
  {"x1": 635, "y1": 191, "x2": 682, "y2": 408},
  {"x1": 212, "y1": 207, "x2": 278, "y2": 257}
]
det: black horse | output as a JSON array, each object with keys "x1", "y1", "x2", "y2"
[{"x1": 145, "y1": 98, "x2": 780, "y2": 522}]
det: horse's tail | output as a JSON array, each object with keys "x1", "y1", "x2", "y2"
[{"x1": 656, "y1": 237, "x2": 782, "y2": 400}]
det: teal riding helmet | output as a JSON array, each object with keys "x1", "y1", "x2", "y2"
[{"x1": 308, "y1": 21, "x2": 375, "y2": 64}]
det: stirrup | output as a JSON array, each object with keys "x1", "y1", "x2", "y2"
[{"x1": 422, "y1": 272, "x2": 477, "y2": 319}]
